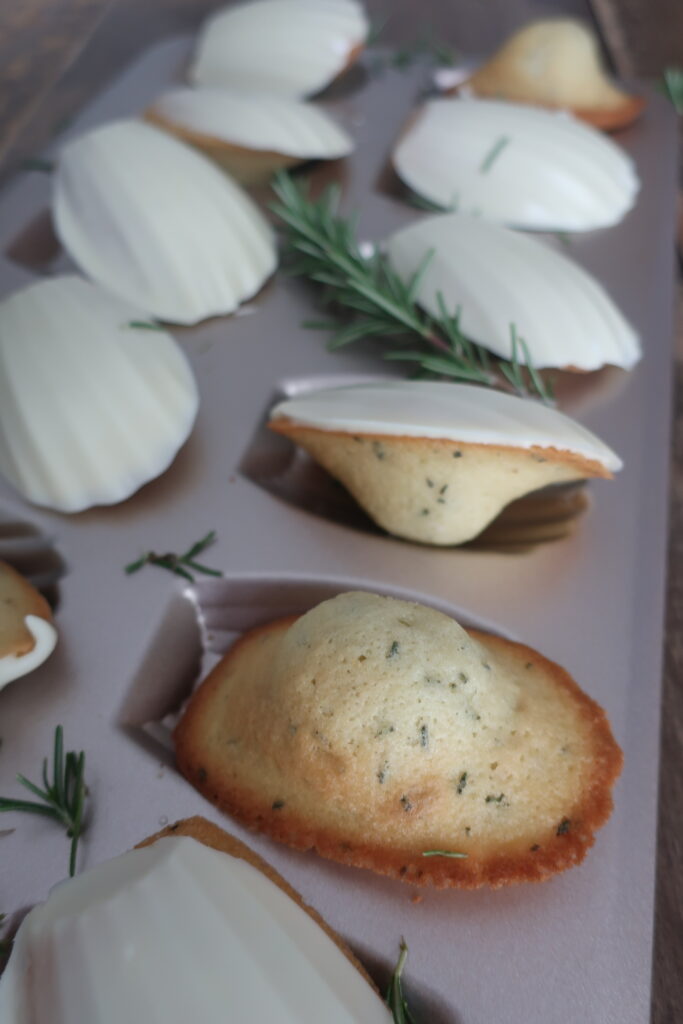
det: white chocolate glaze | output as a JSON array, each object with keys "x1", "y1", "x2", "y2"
[
  {"x1": 393, "y1": 98, "x2": 639, "y2": 230},
  {"x1": 0, "y1": 836, "x2": 390, "y2": 1023},
  {"x1": 53, "y1": 120, "x2": 277, "y2": 325},
  {"x1": 385, "y1": 213, "x2": 640, "y2": 371},
  {"x1": 0, "y1": 276, "x2": 199, "y2": 512},
  {"x1": 0, "y1": 616, "x2": 57, "y2": 692},
  {"x1": 190, "y1": 0, "x2": 369, "y2": 97},
  {"x1": 149, "y1": 88, "x2": 353, "y2": 158},
  {"x1": 270, "y1": 381, "x2": 622, "y2": 471}
]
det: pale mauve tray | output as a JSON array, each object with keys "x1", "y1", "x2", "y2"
[{"x1": 0, "y1": 37, "x2": 678, "y2": 1024}]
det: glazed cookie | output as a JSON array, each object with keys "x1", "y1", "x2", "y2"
[{"x1": 0, "y1": 560, "x2": 56, "y2": 692}]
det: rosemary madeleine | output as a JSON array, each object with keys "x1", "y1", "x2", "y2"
[
  {"x1": 0, "y1": 816, "x2": 390, "y2": 1022},
  {"x1": 174, "y1": 593, "x2": 623, "y2": 888},
  {"x1": 190, "y1": 0, "x2": 369, "y2": 97},
  {"x1": 0, "y1": 276, "x2": 198, "y2": 512},
  {"x1": 267, "y1": 381, "x2": 621, "y2": 546},
  {"x1": 459, "y1": 20, "x2": 645, "y2": 131},
  {"x1": 385, "y1": 213, "x2": 640, "y2": 372},
  {"x1": 0, "y1": 561, "x2": 56, "y2": 692},
  {"x1": 146, "y1": 89, "x2": 353, "y2": 184},
  {"x1": 392, "y1": 98, "x2": 639, "y2": 231}
]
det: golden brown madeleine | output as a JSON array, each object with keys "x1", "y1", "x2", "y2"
[
  {"x1": 458, "y1": 19, "x2": 644, "y2": 132},
  {"x1": 175, "y1": 592, "x2": 623, "y2": 889}
]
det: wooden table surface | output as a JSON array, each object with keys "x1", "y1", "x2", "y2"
[{"x1": 0, "y1": 1, "x2": 681, "y2": 1020}]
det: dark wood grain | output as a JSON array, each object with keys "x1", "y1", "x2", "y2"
[{"x1": 0, "y1": 1, "x2": 680, "y2": 1021}]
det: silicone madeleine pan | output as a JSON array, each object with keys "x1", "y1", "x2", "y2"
[{"x1": 0, "y1": 36, "x2": 677, "y2": 1024}]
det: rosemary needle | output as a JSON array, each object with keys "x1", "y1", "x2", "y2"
[
  {"x1": 270, "y1": 172, "x2": 553, "y2": 404},
  {"x1": 0, "y1": 726, "x2": 87, "y2": 878},
  {"x1": 422, "y1": 849, "x2": 468, "y2": 858},
  {"x1": 659, "y1": 67, "x2": 683, "y2": 114},
  {"x1": 386, "y1": 938, "x2": 420, "y2": 1024},
  {"x1": 125, "y1": 530, "x2": 222, "y2": 582}
]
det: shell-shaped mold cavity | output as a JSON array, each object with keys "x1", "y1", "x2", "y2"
[
  {"x1": 0, "y1": 276, "x2": 199, "y2": 513},
  {"x1": 0, "y1": 832, "x2": 391, "y2": 1022},
  {"x1": 146, "y1": 88, "x2": 354, "y2": 182},
  {"x1": 392, "y1": 98, "x2": 639, "y2": 231},
  {"x1": 53, "y1": 119, "x2": 277, "y2": 325},
  {"x1": 461, "y1": 19, "x2": 645, "y2": 131},
  {"x1": 0, "y1": 560, "x2": 56, "y2": 692},
  {"x1": 268, "y1": 380, "x2": 621, "y2": 545},
  {"x1": 385, "y1": 213, "x2": 640, "y2": 371},
  {"x1": 190, "y1": 0, "x2": 369, "y2": 97}
]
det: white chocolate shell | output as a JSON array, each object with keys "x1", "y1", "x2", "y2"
[
  {"x1": 385, "y1": 213, "x2": 640, "y2": 371},
  {"x1": 462, "y1": 19, "x2": 645, "y2": 131},
  {"x1": 146, "y1": 88, "x2": 353, "y2": 182},
  {"x1": 392, "y1": 98, "x2": 639, "y2": 231},
  {"x1": 53, "y1": 120, "x2": 277, "y2": 325},
  {"x1": 0, "y1": 561, "x2": 56, "y2": 692},
  {"x1": 190, "y1": 0, "x2": 369, "y2": 97},
  {"x1": 0, "y1": 276, "x2": 199, "y2": 513},
  {"x1": 269, "y1": 381, "x2": 622, "y2": 470},
  {"x1": 0, "y1": 834, "x2": 391, "y2": 1023},
  {"x1": 269, "y1": 381, "x2": 621, "y2": 544}
]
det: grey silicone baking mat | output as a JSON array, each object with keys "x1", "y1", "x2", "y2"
[{"x1": 0, "y1": 37, "x2": 678, "y2": 1024}]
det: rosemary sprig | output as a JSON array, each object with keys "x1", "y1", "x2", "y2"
[
  {"x1": 271, "y1": 172, "x2": 553, "y2": 403},
  {"x1": 368, "y1": 25, "x2": 459, "y2": 72},
  {"x1": 0, "y1": 726, "x2": 87, "y2": 878},
  {"x1": 422, "y1": 849, "x2": 468, "y2": 858},
  {"x1": 125, "y1": 530, "x2": 222, "y2": 582},
  {"x1": 386, "y1": 938, "x2": 419, "y2": 1024},
  {"x1": 659, "y1": 67, "x2": 683, "y2": 114}
]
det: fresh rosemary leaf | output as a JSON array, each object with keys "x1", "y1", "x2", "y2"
[
  {"x1": 422, "y1": 849, "x2": 468, "y2": 858},
  {"x1": 385, "y1": 939, "x2": 419, "y2": 1024},
  {"x1": 480, "y1": 135, "x2": 510, "y2": 174},
  {"x1": 125, "y1": 530, "x2": 222, "y2": 582},
  {"x1": 270, "y1": 172, "x2": 552, "y2": 404},
  {"x1": 405, "y1": 190, "x2": 456, "y2": 214},
  {"x1": 0, "y1": 726, "x2": 87, "y2": 878},
  {"x1": 126, "y1": 320, "x2": 164, "y2": 331},
  {"x1": 659, "y1": 67, "x2": 683, "y2": 114}
]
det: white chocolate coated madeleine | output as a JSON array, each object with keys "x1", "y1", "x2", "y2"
[
  {"x1": 0, "y1": 561, "x2": 56, "y2": 692},
  {"x1": 392, "y1": 98, "x2": 639, "y2": 231},
  {"x1": 190, "y1": 0, "x2": 369, "y2": 97},
  {"x1": 0, "y1": 276, "x2": 198, "y2": 512},
  {"x1": 385, "y1": 212, "x2": 640, "y2": 371},
  {"x1": 269, "y1": 381, "x2": 621, "y2": 545},
  {"x1": 0, "y1": 821, "x2": 390, "y2": 1022},
  {"x1": 175, "y1": 593, "x2": 623, "y2": 888},
  {"x1": 53, "y1": 120, "x2": 277, "y2": 325},
  {"x1": 146, "y1": 88, "x2": 353, "y2": 182},
  {"x1": 461, "y1": 19, "x2": 645, "y2": 131}
]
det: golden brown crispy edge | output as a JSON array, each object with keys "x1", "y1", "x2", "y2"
[
  {"x1": 144, "y1": 109, "x2": 301, "y2": 169},
  {"x1": 174, "y1": 617, "x2": 623, "y2": 890},
  {"x1": 136, "y1": 814, "x2": 381, "y2": 996},
  {"x1": 445, "y1": 86, "x2": 645, "y2": 132},
  {"x1": 268, "y1": 419, "x2": 614, "y2": 480},
  {"x1": 0, "y1": 559, "x2": 52, "y2": 659}
]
